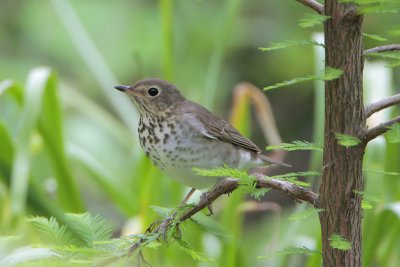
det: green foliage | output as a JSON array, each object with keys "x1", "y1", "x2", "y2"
[
  {"x1": 258, "y1": 246, "x2": 320, "y2": 259},
  {"x1": 28, "y1": 217, "x2": 74, "y2": 247},
  {"x1": 175, "y1": 238, "x2": 213, "y2": 262},
  {"x1": 335, "y1": 133, "x2": 361, "y2": 147},
  {"x1": 339, "y1": 0, "x2": 400, "y2": 14},
  {"x1": 288, "y1": 207, "x2": 324, "y2": 221},
  {"x1": 192, "y1": 166, "x2": 250, "y2": 180},
  {"x1": 264, "y1": 67, "x2": 343, "y2": 91},
  {"x1": 298, "y1": 13, "x2": 330, "y2": 28},
  {"x1": 366, "y1": 52, "x2": 400, "y2": 67},
  {"x1": 363, "y1": 169, "x2": 399, "y2": 176},
  {"x1": 63, "y1": 213, "x2": 112, "y2": 246},
  {"x1": 385, "y1": 123, "x2": 400, "y2": 143},
  {"x1": 329, "y1": 234, "x2": 352, "y2": 251},
  {"x1": 266, "y1": 141, "x2": 323, "y2": 151},
  {"x1": 363, "y1": 33, "x2": 388, "y2": 41},
  {"x1": 259, "y1": 40, "x2": 324, "y2": 52}
]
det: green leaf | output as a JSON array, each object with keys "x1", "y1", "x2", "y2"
[
  {"x1": 363, "y1": 169, "x2": 399, "y2": 176},
  {"x1": 289, "y1": 208, "x2": 324, "y2": 221},
  {"x1": 192, "y1": 166, "x2": 250, "y2": 179},
  {"x1": 28, "y1": 217, "x2": 74, "y2": 246},
  {"x1": 385, "y1": 123, "x2": 400, "y2": 143},
  {"x1": 335, "y1": 133, "x2": 361, "y2": 147},
  {"x1": 329, "y1": 234, "x2": 352, "y2": 251},
  {"x1": 150, "y1": 205, "x2": 176, "y2": 218},
  {"x1": 258, "y1": 246, "x2": 320, "y2": 259},
  {"x1": 250, "y1": 188, "x2": 270, "y2": 201},
  {"x1": 270, "y1": 171, "x2": 320, "y2": 180},
  {"x1": 298, "y1": 13, "x2": 330, "y2": 28},
  {"x1": 174, "y1": 238, "x2": 213, "y2": 262},
  {"x1": 366, "y1": 52, "x2": 400, "y2": 60},
  {"x1": 266, "y1": 141, "x2": 323, "y2": 152},
  {"x1": 259, "y1": 40, "x2": 324, "y2": 52},
  {"x1": 64, "y1": 213, "x2": 112, "y2": 247},
  {"x1": 10, "y1": 68, "x2": 52, "y2": 221},
  {"x1": 339, "y1": 0, "x2": 400, "y2": 14},
  {"x1": 363, "y1": 33, "x2": 388, "y2": 42},
  {"x1": 36, "y1": 71, "x2": 83, "y2": 212},
  {"x1": 264, "y1": 67, "x2": 343, "y2": 91},
  {"x1": 190, "y1": 214, "x2": 229, "y2": 237}
]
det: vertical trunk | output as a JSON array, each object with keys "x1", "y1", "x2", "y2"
[{"x1": 319, "y1": 1, "x2": 366, "y2": 267}]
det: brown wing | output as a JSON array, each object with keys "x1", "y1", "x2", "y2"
[{"x1": 182, "y1": 101, "x2": 262, "y2": 154}]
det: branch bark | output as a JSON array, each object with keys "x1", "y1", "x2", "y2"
[
  {"x1": 365, "y1": 93, "x2": 400, "y2": 117},
  {"x1": 364, "y1": 44, "x2": 400, "y2": 55},
  {"x1": 365, "y1": 116, "x2": 400, "y2": 143},
  {"x1": 296, "y1": 0, "x2": 324, "y2": 14},
  {"x1": 179, "y1": 175, "x2": 318, "y2": 221}
]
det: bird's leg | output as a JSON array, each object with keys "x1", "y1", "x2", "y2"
[
  {"x1": 179, "y1": 188, "x2": 196, "y2": 207},
  {"x1": 146, "y1": 188, "x2": 196, "y2": 240},
  {"x1": 200, "y1": 178, "x2": 226, "y2": 216}
]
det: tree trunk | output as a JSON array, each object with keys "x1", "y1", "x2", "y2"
[{"x1": 318, "y1": 1, "x2": 366, "y2": 266}]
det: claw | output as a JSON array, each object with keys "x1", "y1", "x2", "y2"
[{"x1": 200, "y1": 192, "x2": 214, "y2": 216}]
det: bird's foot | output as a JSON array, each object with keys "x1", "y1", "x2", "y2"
[
  {"x1": 200, "y1": 192, "x2": 214, "y2": 216},
  {"x1": 146, "y1": 212, "x2": 181, "y2": 241}
]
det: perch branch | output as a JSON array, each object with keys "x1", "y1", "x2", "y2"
[
  {"x1": 365, "y1": 93, "x2": 400, "y2": 117},
  {"x1": 129, "y1": 174, "x2": 318, "y2": 254},
  {"x1": 295, "y1": 0, "x2": 324, "y2": 14},
  {"x1": 364, "y1": 44, "x2": 400, "y2": 55},
  {"x1": 365, "y1": 116, "x2": 400, "y2": 143},
  {"x1": 180, "y1": 174, "x2": 318, "y2": 221}
]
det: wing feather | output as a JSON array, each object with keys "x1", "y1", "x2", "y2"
[{"x1": 182, "y1": 101, "x2": 262, "y2": 154}]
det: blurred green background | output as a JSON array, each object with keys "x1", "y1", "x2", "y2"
[{"x1": 1, "y1": 0, "x2": 400, "y2": 266}]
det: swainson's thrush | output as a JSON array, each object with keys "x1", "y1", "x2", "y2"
[{"x1": 114, "y1": 78, "x2": 288, "y2": 190}]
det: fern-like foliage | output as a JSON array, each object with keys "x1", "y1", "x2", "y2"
[
  {"x1": 259, "y1": 40, "x2": 324, "y2": 52},
  {"x1": 363, "y1": 169, "x2": 399, "y2": 176},
  {"x1": 363, "y1": 33, "x2": 388, "y2": 41},
  {"x1": 288, "y1": 207, "x2": 324, "y2": 221},
  {"x1": 353, "y1": 190, "x2": 383, "y2": 210},
  {"x1": 175, "y1": 239, "x2": 213, "y2": 262},
  {"x1": 298, "y1": 13, "x2": 330, "y2": 28},
  {"x1": 264, "y1": 67, "x2": 343, "y2": 91},
  {"x1": 335, "y1": 133, "x2": 361, "y2": 147},
  {"x1": 28, "y1": 217, "x2": 75, "y2": 247},
  {"x1": 329, "y1": 234, "x2": 352, "y2": 251},
  {"x1": 258, "y1": 246, "x2": 320, "y2": 259},
  {"x1": 339, "y1": 0, "x2": 400, "y2": 14},
  {"x1": 266, "y1": 141, "x2": 323, "y2": 151},
  {"x1": 192, "y1": 165, "x2": 256, "y2": 189},
  {"x1": 64, "y1": 213, "x2": 112, "y2": 247},
  {"x1": 28, "y1": 213, "x2": 119, "y2": 264}
]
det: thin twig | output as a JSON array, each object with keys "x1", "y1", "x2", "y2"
[
  {"x1": 364, "y1": 44, "x2": 400, "y2": 55},
  {"x1": 365, "y1": 94, "x2": 400, "y2": 117},
  {"x1": 180, "y1": 175, "x2": 318, "y2": 221},
  {"x1": 365, "y1": 116, "x2": 400, "y2": 143},
  {"x1": 295, "y1": 0, "x2": 324, "y2": 14}
]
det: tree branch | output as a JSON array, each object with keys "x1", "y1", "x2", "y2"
[
  {"x1": 128, "y1": 174, "x2": 318, "y2": 255},
  {"x1": 364, "y1": 44, "x2": 400, "y2": 55},
  {"x1": 365, "y1": 93, "x2": 400, "y2": 117},
  {"x1": 295, "y1": 0, "x2": 324, "y2": 14},
  {"x1": 180, "y1": 174, "x2": 318, "y2": 221},
  {"x1": 365, "y1": 116, "x2": 400, "y2": 143}
]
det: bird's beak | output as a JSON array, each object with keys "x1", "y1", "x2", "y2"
[{"x1": 114, "y1": 85, "x2": 142, "y2": 97}]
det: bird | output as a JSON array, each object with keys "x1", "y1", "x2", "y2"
[{"x1": 114, "y1": 78, "x2": 288, "y2": 203}]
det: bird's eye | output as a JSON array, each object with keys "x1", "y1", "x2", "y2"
[{"x1": 148, "y1": 87, "x2": 159, "y2": 97}]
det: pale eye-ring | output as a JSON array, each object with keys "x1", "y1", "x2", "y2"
[{"x1": 148, "y1": 87, "x2": 159, "y2": 97}]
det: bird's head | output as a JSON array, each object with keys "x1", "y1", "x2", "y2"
[{"x1": 114, "y1": 78, "x2": 185, "y2": 115}]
